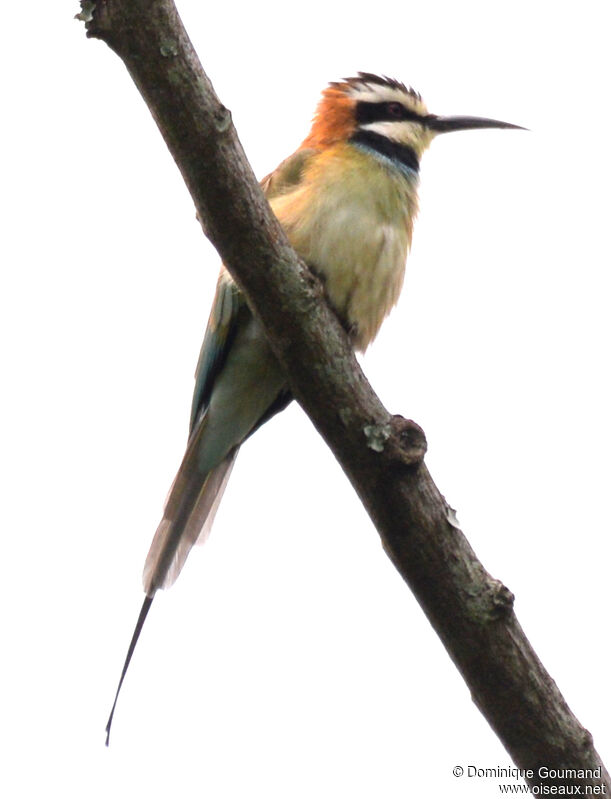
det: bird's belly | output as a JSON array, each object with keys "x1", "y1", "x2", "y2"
[
  {"x1": 293, "y1": 208, "x2": 409, "y2": 350},
  {"x1": 270, "y1": 147, "x2": 417, "y2": 350}
]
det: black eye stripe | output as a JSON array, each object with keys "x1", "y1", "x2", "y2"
[{"x1": 355, "y1": 100, "x2": 423, "y2": 126}]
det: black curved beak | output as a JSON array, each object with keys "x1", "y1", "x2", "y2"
[{"x1": 426, "y1": 115, "x2": 527, "y2": 133}]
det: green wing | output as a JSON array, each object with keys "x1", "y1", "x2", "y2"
[
  {"x1": 260, "y1": 147, "x2": 317, "y2": 200},
  {"x1": 189, "y1": 270, "x2": 245, "y2": 433},
  {"x1": 189, "y1": 148, "x2": 316, "y2": 434}
]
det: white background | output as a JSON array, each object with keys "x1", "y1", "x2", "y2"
[{"x1": 1, "y1": 1, "x2": 609, "y2": 797}]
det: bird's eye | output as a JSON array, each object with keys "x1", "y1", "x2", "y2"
[{"x1": 386, "y1": 102, "x2": 405, "y2": 118}]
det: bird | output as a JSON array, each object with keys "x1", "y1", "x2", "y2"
[{"x1": 105, "y1": 72, "x2": 523, "y2": 743}]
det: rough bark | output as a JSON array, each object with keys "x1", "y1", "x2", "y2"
[{"x1": 80, "y1": 0, "x2": 609, "y2": 792}]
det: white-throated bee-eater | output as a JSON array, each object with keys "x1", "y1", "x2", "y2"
[{"x1": 105, "y1": 73, "x2": 523, "y2": 743}]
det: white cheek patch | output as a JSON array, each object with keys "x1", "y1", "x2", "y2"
[
  {"x1": 359, "y1": 119, "x2": 417, "y2": 140},
  {"x1": 359, "y1": 120, "x2": 435, "y2": 152}
]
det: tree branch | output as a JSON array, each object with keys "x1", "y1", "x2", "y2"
[{"x1": 81, "y1": 0, "x2": 609, "y2": 791}]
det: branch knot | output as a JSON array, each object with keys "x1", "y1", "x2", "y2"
[
  {"x1": 484, "y1": 578, "x2": 515, "y2": 621},
  {"x1": 213, "y1": 105, "x2": 232, "y2": 133},
  {"x1": 388, "y1": 415, "x2": 427, "y2": 465}
]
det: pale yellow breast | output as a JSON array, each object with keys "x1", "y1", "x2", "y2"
[{"x1": 270, "y1": 144, "x2": 418, "y2": 350}]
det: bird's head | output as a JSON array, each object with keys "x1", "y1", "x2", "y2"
[{"x1": 303, "y1": 72, "x2": 524, "y2": 163}]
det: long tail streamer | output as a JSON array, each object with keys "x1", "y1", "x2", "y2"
[{"x1": 105, "y1": 595, "x2": 154, "y2": 746}]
